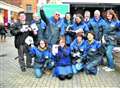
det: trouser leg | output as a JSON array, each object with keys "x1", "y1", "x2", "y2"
[
  {"x1": 24, "y1": 45, "x2": 31, "y2": 67},
  {"x1": 18, "y1": 45, "x2": 26, "y2": 71},
  {"x1": 106, "y1": 45, "x2": 115, "y2": 68}
]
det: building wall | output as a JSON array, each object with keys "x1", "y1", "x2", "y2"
[
  {"x1": 48, "y1": 0, "x2": 61, "y2": 3},
  {"x1": 0, "y1": 1, "x2": 23, "y2": 24},
  {"x1": 0, "y1": 0, "x2": 21, "y2": 7},
  {"x1": 20, "y1": 0, "x2": 35, "y2": 13}
]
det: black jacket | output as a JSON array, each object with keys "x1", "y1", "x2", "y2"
[{"x1": 10, "y1": 21, "x2": 31, "y2": 49}]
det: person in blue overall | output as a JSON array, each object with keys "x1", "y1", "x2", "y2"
[
  {"x1": 29, "y1": 40, "x2": 54, "y2": 78},
  {"x1": 84, "y1": 10, "x2": 91, "y2": 28},
  {"x1": 71, "y1": 14, "x2": 89, "y2": 39},
  {"x1": 61, "y1": 12, "x2": 73, "y2": 46},
  {"x1": 116, "y1": 21, "x2": 120, "y2": 45},
  {"x1": 84, "y1": 32, "x2": 101, "y2": 75},
  {"x1": 30, "y1": 13, "x2": 46, "y2": 44},
  {"x1": 102, "y1": 9, "x2": 120, "y2": 72},
  {"x1": 70, "y1": 31, "x2": 87, "y2": 74},
  {"x1": 40, "y1": 7, "x2": 63, "y2": 45},
  {"x1": 53, "y1": 37, "x2": 73, "y2": 80},
  {"x1": 89, "y1": 10, "x2": 107, "y2": 41}
]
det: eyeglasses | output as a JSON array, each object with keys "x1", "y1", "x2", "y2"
[{"x1": 55, "y1": 14, "x2": 60, "y2": 16}]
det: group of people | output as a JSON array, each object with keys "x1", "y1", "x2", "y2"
[{"x1": 10, "y1": 7, "x2": 120, "y2": 80}]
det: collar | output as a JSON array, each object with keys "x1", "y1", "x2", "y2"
[
  {"x1": 88, "y1": 39, "x2": 94, "y2": 44},
  {"x1": 38, "y1": 46, "x2": 47, "y2": 51}
]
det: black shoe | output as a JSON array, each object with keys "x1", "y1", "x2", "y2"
[{"x1": 21, "y1": 68, "x2": 26, "y2": 72}]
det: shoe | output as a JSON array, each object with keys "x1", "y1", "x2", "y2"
[
  {"x1": 44, "y1": 69, "x2": 51, "y2": 75},
  {"x1": 102, "y1": 66, "x2": 109, "y2": 70},
  {"x1": 21, "y1": 68, "x2": 26, "y2": 72},
  {"x1": 105, "y1": 68, "x2": 115, "y2": 72}
]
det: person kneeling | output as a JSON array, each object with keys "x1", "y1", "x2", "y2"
[
  {"x1": 29, "y1": 40, "x2": 53, "y2": 78},
  {"x1": 52, "y1": 37, "x2": 73, "y2": 80}
]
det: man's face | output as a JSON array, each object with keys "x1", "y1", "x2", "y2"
[
  {"x1": 65, "y1": 14, "x2": 71, "y2": 20},
  {"x1": 54, "y1": 13, "x2": 60, "y2": 21},
  {"x1": 94, "y1": 13, "x2": 100, "y2": 20},
  {"x1": 34, "y1": 16, "x2": 40, "y2": 21},
  {"x1": 19, "y1": 13, "x2": 26, "y2": 21},
  {"x1": 84, "y1": 13, "x2": 90, "y2": 21}
]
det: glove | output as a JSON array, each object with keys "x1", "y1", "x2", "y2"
[
  {"x1": 51, "y1": 61, "x2": 55, "y2": 67},
  {"x1": 20, "y1": 28, "x2": 25, "y2": 32},
  {"x1": 72, "y1": 53, "x2": 76, "y2": 57}
]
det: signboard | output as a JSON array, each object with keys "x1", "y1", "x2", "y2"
[{"x1": 37, "y1": 4, "x2": 70, "y2": 17}]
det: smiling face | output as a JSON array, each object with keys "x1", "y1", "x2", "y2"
[
  {"x1": 107, "y1": 12, "x2": 113, "y2": 20},
  {"x1": 59, "y1": 39, "x2": 65, "y2": 48},
  {"x1": 94, "y1": 10, "x2": 100, "y2": 20},
  {"x1": 65, "y1": 14, "x2": 71, "y2": 21},
  {"x1": 19, "y1": 13, "x2": 26, "y2": 21},
  {"x1": 39, "y1": 40, "x2": 46, "y2": 48},
  {"x1": 87, "y1": 33, "x2": 94, "y2": 41},
  {"x1": 75, "y1": 17, "x2": 81, "y2": 23},
  {"x1": 54, "y1": 13, "x2": 60, "y2": 21},
  {"x1": 77, "y1": 36, "x2": 83, "y2": 43},
  {"x1": 84, "y1": 11, "x2": 90, "y2": 21}
]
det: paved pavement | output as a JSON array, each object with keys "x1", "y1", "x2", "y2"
[{"x1": 0, "y1": 37, "x2": 120, "y2": 88}]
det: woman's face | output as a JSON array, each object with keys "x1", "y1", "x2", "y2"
[
  {"x1": 107, "y1": 13, "x2": 113, "y2": 20},
  {"x1": 87, "y1": 33, "x2": 94, "y2": 41},
  {"x1": 59, "y1": 40, "x2": 65, "y2": 48},
  {"x1": 77, "y1": 36, "x2": 82, "y2": 43},
  {"x1": 75, "y1": 17, "x2": 81, "y2": 23},
  {"x1": 39, "y1": 40, "x2": 45, "y2": 48},
  {"x1": 65, "y1": 14, "x2": 71, "y2": 20}
]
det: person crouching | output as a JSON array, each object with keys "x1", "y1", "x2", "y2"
[
  {"x1": 53, "y1": 37, "x2": 73, "y2": 80},
  {"x1": 29, "y1": 40, "x2": 53, "y2": 78}
]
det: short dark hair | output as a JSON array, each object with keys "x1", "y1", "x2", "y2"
[
  {"x1": 75, "y1": 13, "x2": 84, "y2": 22},
  {"x1": 18, "y1": 11, "x2": 25, "y2": 16},
  {"x1": 87, "y1": 31, "x2": 95, "y2": 38}
]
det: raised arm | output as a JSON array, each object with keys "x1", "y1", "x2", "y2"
[{"x1": 40, "y1": 7, "x2": 49, "y2": 25}]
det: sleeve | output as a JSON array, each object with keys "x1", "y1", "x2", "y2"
[
  {"x1": 29, "y1": 47, "x2": 36, "y2": 57},
  {"x1": 116, "y1": 20, "x2": 120, "y2": 28},
  {"x1": 40, "y1": 20, "x2": 46, "y2": 30},
  {"x1": 102, "y1": 20, "x2": 108, "y2": 34},
  {"x1": 63, "y1": 48, "x2": 71, "y2": 57},
  {"x1": 60, "y1": 22, "x2": 65, "y2": 36},
  {"x1": 40, "y1": 8, "x2": 49, "y2": 25},
  {"x1": 84, "y1": 23, "x2": 89, "y2": 33},
  {"x1": 96, "y1": 41, "x2": 101, "y2": 49},
  {"x1": 10, "y1": 23, "x2": 21, "y2": 36}
]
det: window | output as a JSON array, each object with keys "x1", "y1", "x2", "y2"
[
  {"x1": 26, "y1": 4, "x2": 32, "y2": 13},
  {"x1": 0, "y1": 8, "x2": 3, "y2": 14}
]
